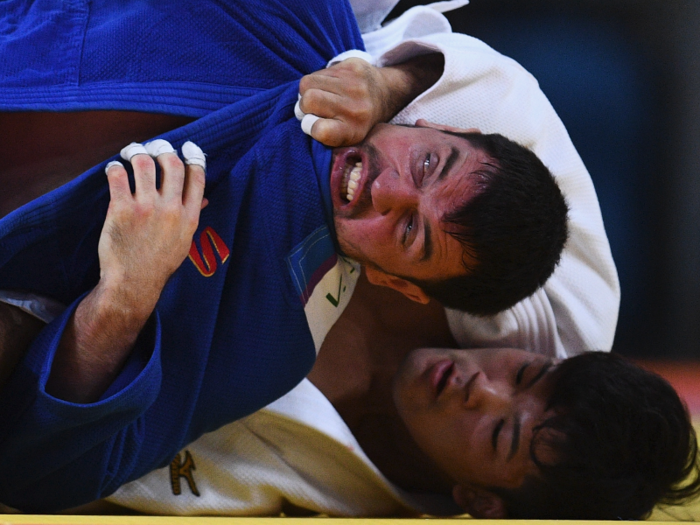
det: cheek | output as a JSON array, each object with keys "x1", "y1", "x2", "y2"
[
  {"x1": 408, "y1": 410, "x2": 466, "y2": 453},
  {"x1": 418, "y1": 421, "x2": 477, "y2": 477}
]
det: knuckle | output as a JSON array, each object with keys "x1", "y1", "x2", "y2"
[
  {"x1": 189, "y1": 168, "x2": 206, "y2": 189},
  {"x1": 314, "y1": 124, "x2": 341, "y2": 148},
  {"x1": 299, "y1": 74, "x2": 312, "y2": 92},
  {"x1": 131, "y1": 154, "x2": 154, "y2": 172},
  {"x1": 345, "y1": 103, "x2": 369, "y2": 122},
  {"x1": 134, "y1": 201, "x2": 157, "y2": 218},
  {"x1": 303, "y1": 88, "x2": 321, "y2": 106},
  {"x1": 356, "y1": 105, "x2": 372, "y2": 122},
  {"x1": 314, "y1": 127, "x2": 330, "y2": 144},
  {"x1": 161, "y1": 198, "x2": 182, "y2": 215},
  {"x1": 163, "y1": 154, "x2": 185, "y2": 173},
  {"x1": 300, "y1": 93, "x2": 320, "y2": 115},
  {"x1": 106, "y1": 168, "x2": 127, "y2": 185},
  {"x1": 345, "y1": 58, "x2": 367, "y2": 73}
]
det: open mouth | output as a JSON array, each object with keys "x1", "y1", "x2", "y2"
[{"x1": 340, "y1": 158, "x2": 363, "y2": 204}]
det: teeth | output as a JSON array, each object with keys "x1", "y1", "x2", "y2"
[{"x1": 345, "y1": 161, "x2": 362, "y2": 201}]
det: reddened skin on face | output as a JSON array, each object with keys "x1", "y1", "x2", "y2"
[{"x1": 330, "y1": 121, "x2": 487, "y2": 302}]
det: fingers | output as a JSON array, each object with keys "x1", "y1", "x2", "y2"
[
  {"x1": 296, "y1": 58, "x2": 381, "y2": 146},
  {"x1": 105, "y1": 161, "x2": 131, "y2": 203},
  {"x1": 109, "y1": 140, "x2": 206, "y2": 204},
  {"x1": 310, "y1": 119, "x2": 363, "y2": 148},
  {"x1": 300, "y1": 114, "x2": 321, "y2": 136},
  {"x1": 179, "y1": 142, "x2": 206, "y2": 218},
  {"x1": 146, "y1": 140, "x2": 185, "y2": 201},
  {"x1": 121, "y1": 142, "x2": 156, "y2": 196},
  {"x1": 182, "y1": 141, "x2": 206, "y2": 170}
]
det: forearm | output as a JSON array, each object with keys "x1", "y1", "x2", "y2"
[
  {"x1": 44, "y1": 141, "x2": 205, "y2": 403},
  {"x1": 45, "y1": 280, "x2": 156, "y2": 403},
  {"x1": 376, "y1": 52, "x2": 444, "y2": 123}
]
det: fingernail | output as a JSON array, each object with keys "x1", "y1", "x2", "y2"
[
  {"x1": 182, "y1": 141, "x2": 206, "y2": 170},
  {"x1": 144, "y1": 139, "x2": 176, "y2": 157},
  {"x1": 120, "y1": 142, "x2": 149, "y2": 161},
  {"x1": 105, "y1": 160, "x2": 124, "y2": 174}
]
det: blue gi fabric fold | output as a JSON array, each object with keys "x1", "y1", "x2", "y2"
[
  {"x1": 0, "y1": 0, "x2": 363, "y2": 511},
  {"x1": 0, "y1": 0, "x2": 361, "y2": 116}
]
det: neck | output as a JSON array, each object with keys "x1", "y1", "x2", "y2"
[{"x1": 308, "y1": 272, "x2": 456, "y2": 493}]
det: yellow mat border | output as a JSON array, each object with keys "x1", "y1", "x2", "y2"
[{"x1": 0, "y1": 518, "x2": 690, "y2": 524}]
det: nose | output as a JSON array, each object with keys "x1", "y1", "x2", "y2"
[
  {"x1": 465, "y1": 373, "x2": 512, "y2": 414},
  {"x1": 371, "y1": 168, "x2": 418, "y2": 215}
]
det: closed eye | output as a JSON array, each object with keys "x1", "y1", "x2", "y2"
[
  {"x1": 492, "y1": 418, "x2": 504, "y2": 452},
  {"x1": 516, "y1": 363, "x2": 529, "y2": 385},
  {"x1": 526, "y1": 362, "x2": 552, "y2": 388}
]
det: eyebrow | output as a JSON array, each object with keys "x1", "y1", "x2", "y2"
[
  {"x1": 507, "y1": 362, "x2": 552, "y2": 461},
  {"x1": 419, "y1": 148, "x2": 459, "y2": 262},
  {"x1": 437, "y1": 146, "x2": 460, "y2": 182}
]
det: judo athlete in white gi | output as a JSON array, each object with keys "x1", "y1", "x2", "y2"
[{"x1": 95, "y1": 3, "x2": 656, "y2": 520}]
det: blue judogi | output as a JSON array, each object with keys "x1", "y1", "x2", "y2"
[{"x1": 0, "y1": 0, "x2": 363, "y2": 511}]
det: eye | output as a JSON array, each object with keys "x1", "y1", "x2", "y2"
[
  {"x1": 403, "y1": 213, "x2": 416, "y2": 245},
  {"x1": 421, "y1": 153, "x2": 431, "y2": 182}
]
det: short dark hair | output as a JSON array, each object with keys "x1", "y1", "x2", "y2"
[
  {"x1": 406, "y1": 132, "x2": 568, "y2": 316},
  {"x1": 495, "y1": 352, "x2": 700, "y2": 520}
]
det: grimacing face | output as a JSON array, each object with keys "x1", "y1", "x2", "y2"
[
  {"x1": 392, "y1": 347, "x2": 558, "y2": 494},
  {"x1": 330, "y1": 121, "x2": 486, "y2": 303}
]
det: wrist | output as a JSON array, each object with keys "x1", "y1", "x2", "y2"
[
  {"x1": 46, "y1": 282, "x2": 156, "y2": 402},
  {"x1": 378, "y1": 53, "x2": 445, "y2": 119},
  {"x1": 90, "y1": 278, "x2": 158, "y2": 333}
]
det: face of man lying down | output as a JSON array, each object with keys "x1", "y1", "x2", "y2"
[
  {"x1": 392, "y1": 347, "x2": 558, "y2": 516},
  {"x1": 330, "y1": 122, "x2": 486, "y2": 303}
]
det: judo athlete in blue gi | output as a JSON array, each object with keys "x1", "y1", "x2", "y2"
[{"x1": 0, "y1": 0, "x2": 567, "y2": 512}]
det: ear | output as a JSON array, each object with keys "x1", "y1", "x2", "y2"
[
  {"x1": 363, "y1": 267, "x2": 430, "y2": 304},
  {"x1": 415, "y1": 119, "x2": 481, "y2": 135},
  {"x1": 452, "y1": 484, "x2": 507, "y2": 519}
]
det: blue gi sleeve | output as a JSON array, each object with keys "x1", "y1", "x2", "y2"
[{"x1": 0, "y1": 294, "x2": 163, "y2": 511}]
